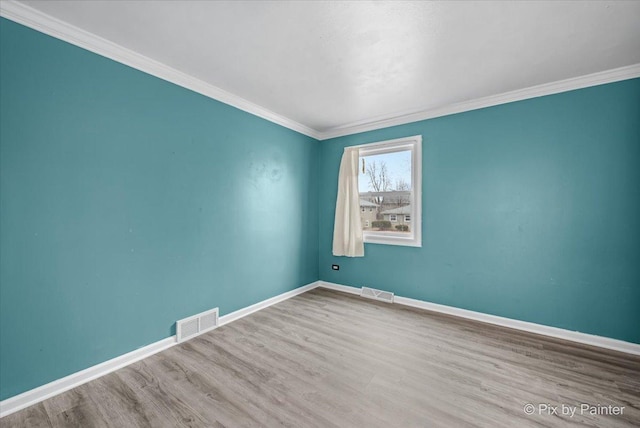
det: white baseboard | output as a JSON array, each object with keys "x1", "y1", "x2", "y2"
[
  {"x1": 0, "y1": 337, "x2": 177, "y2": 418},
  {"x1": 318, "y1": 281, "x2": 640, "y2": 356},
  {"x1": 218, "y1": 281, "x2": 320, "y2": 326},
  {"x1": 317, "y1": 281, "x2": 360, "y2": 295},
  {"x1": 0, "y1": 280, "x2": 321, "y2": 418},
  {"x1": 5, "y1": 279, "x2": 637, "y2": 418}
]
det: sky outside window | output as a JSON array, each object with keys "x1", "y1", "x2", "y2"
[{"x1": 358, "y1": 150, "x2": 412, "y2": 193}]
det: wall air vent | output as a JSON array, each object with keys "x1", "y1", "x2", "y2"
[
  {"x1": 176, "y1": 307, "x2": 219, "y2": 343},
  {"x1": 361, "y1": 287, "x2": 394, "y2": 303}
]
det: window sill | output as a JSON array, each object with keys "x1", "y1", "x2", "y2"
[{"x1": 364, "y1": 232, "x2": 422, "y2": 248}]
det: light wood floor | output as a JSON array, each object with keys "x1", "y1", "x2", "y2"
[{"x1": 2, "y1": 288, "x2": 639, "y2": 427}]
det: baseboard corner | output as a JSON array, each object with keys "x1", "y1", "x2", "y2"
[{"x1": 0, "y1": 280, "x2": 321, "y2": 419}]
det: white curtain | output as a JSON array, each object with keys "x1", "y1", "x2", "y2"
[{"x1": 332, "y1": 147, "x2": 364, "y2": 257}]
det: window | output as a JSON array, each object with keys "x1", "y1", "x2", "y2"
[
  {"x1": 357, "y1": 135, "x2": 422, "y2": 247},
  {"x1": 361, "y1": 206, "x2": 365, "y2": 212}
]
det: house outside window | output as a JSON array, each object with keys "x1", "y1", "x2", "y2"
[{"x1": 359, "y1": 199, "x2": 378, "y2": 230}]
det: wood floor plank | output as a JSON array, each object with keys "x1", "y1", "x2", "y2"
[
  {"x1": 2, "y1": 288, "x2": 639, "y2": 427},
  {"x1": 0, "y1": 403, "x2": 52, "y2": 428}
]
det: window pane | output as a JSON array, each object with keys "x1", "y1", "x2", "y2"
[{"x1": 358, "y1": 149, "x2": 412, "y2": 234}]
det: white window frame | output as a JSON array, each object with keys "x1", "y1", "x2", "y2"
[
  {"x1": 405, "y1": 215, "x2": 411, "y2": 222},
  {"x1": 389, "y1": 214, "x2": 397, "y2": 222},
  {"x1": 356, "y1": 135, "x2": 422, "y2": 248}
]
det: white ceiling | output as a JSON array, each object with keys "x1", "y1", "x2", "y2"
[{"x1": 9, "y1": 1, "x2": 640, "y2": 138}]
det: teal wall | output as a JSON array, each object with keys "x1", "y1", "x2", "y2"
[
  {"x1": 2, "y1": 15, "x2": 639, "y2": 403},
  {"x1": 0, "y1": 18, "x2": 319, "y2": 400},
  {"x1": 319, "y1": 78, "x2": 640, "y2": 345}
]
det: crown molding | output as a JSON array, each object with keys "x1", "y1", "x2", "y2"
[
  {"x1": 2, "y1": 1, "x2": 638, "y2": 142},
  {"x1": 0, "y1": 0, "x2": 321, "y2": 140},
  {"x1": 318, "y1": 63, "x2": 640, "y2": 140}
]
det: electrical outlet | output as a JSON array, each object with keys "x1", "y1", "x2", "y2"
[{"x1": 331, "y1": 264, "x2": 340, "y2": 271}]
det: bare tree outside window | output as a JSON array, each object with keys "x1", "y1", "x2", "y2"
[
  {"x1": 360, "y1": 153, "x2": 412, "y2": 230},
  {"x1": 391, "y1": 178, "x2": 411, "y2": 207},
  {"x1": 365, "y1": 160, "x2": 391, "y2": 210},
  {"x1": 395, "y1": 178, "x2": 409, "y2": 191}
]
